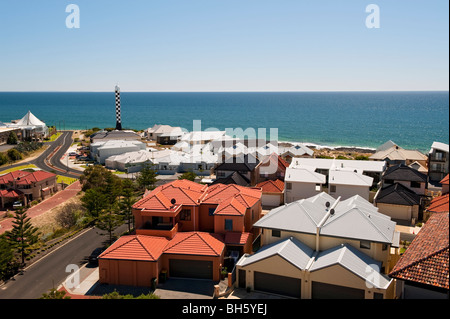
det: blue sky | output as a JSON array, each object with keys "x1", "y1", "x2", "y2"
[{"x1": 0, "y1": 0, "x2": 448, "y2": 92}]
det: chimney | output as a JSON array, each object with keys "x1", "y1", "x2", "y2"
[{"x1": 115, "y1": 85, "x2": 122, "y2": 131}]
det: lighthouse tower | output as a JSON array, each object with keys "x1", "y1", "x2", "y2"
[{"x1": 115, "y1": 85, "x2": 122, "y2": 131}]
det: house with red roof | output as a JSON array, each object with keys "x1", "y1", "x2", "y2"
[
  {"x1": 255, "y1": 179, "x2": 285, "y2": 208},
  {"x1": 389, "y1": 212, "x2": 449, "y2": 299},
  {"x1": 253, "y1": 153, "x2": 289, "y2": 185},
  {"x1": 98, "y1": 179, "x2": 262, "y2": 286},
  {"x1": 0, "y1": 170, "x2": 57, "y2": 209}
]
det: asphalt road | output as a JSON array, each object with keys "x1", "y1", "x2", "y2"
[
  {"x1": 3, "y1": 131, "x2": 82, "y2": 179},
  {"x1": 0, "y1": 225, "x2": 127, "y2": 299}
]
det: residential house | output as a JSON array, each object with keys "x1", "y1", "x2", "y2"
[
  {"x1": 253, "y1": 153, "x2": 289, "y2": 185},
  {"x1": 423, "y1": 177, "x2": 449, "y2": 221},
  {"x1": 0, "y1": 127, "x2": 21, "y2": 145},
  {"x1": 373, "y1": 164, "x2": 428, "y2": 224},
  {"x1": 328, "y1": 169, "x2": 374, "y2": 201},
  {"x1": 289, "y1": 158, "x2": 386, "y2": 187},
  {"x1": 428, "y1": 142, "x2": 449, "y2": 184},
  {"x1": 0, "y1": 170, "x2": 57, "y2": 208},
  {"x1": 180, "y1": 131, "x2": 227, "y2": 146},
  {"x1": 440, "y1": 174, "x2": 449, "y2": 194},
  {"x1": 90, "y1": 140, "x2": 147, "y2": 164},
  {"x1": 370, "y1": 141, "x2": 428, "y2": 168},
  {"x1": 214, "y1": 154, "x2": 259, "y2": 186},
  {"x1": 99, "y1": 180, "x2": 262, "y2": 286},
  {"x1": 256, "y1": 179, "x2": 284, "y2": 208},
  {"x1": 236, "y1": 192, "x2": 399, "y2": 299},
  {"x1": 90, "y1": 130, "x2": 141, "y2": 144},
  {"x1": 145, "y1": 124, "x2": 185, "y2": 145},
  {"x1": 278, "y1": 144, "x2": 314, "y2": 164},
  {"x1": 389, "y1": 212, "x2": 449, "y2": 299},
  {"x1": 284, "y1": 167, "x2": 326, "y2": 203}
]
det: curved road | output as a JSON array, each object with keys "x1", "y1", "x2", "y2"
[{"x1": 5, "y1": 131, "x2": 82, "y2": 179}]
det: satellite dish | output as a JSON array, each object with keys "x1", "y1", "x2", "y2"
[{"x1": 171, "y1": 198, "x2": 176, "y2": 205}]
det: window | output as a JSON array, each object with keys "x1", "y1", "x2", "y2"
[
  {"x1": 286, "y1": 182, "x2": 292, "y2": 190},
  {"x1": 329, "y1": 185, "x2": 336, "y2": 193},
  {"x1": 384, "y1": 179, "x2": 394, "y2": 185},
  {"x1": 180, "y1": 209, "x2": 191, "y2": 221},
  {"x1": 373, "y1": 293, "x2": 383, "y2": 299},
  {"x1": 225, "y1": 219, "x2": 233, "y2": 231},
  {"x1": 272, "y1": 229, "x2": 281, "y2": 237},
  {"x1": 382, "y1": 244, "x2": 388, "y2": 251},
  {"x1": 208, "y1": 208, "x2": 216, "y2": 216},
  {"x1": 360, "y1": 240, "x2": 371, "y2": 250},
  {"x1": 410, "y1": 181, "x2": 421, "y2": 188},
  {"x1": 315, "y1": 184, "x2": 321, "y2": 192}
]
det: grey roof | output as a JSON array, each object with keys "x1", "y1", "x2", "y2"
[
  {"x1": 254, "y1": 192, "x2": 397, "y2": 244},
  {"x1": 211, "y1": 171, "x2": 250, "y2": 187},
  {"x1": 310, "y1": 244, "x2": 392, "y2": 289},
  {"x1": 376, "y1": 183, "x2": 421, "y2": 206},
  {"x1": 215, "y1": 154, "x2": 259, "y2": 172},
  {"x1": 236, "y1": 237, "x2": 314, "y2": 269},
  {"x1": 91, "y1": 130, "x2": 140, "y2": 141},
  {"x1": 383, "y1": 164, "x2": 427, "y2": 183}
]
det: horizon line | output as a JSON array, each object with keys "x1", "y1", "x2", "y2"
[{"x1": 0, "y1": 90, "x2": 449, "y2": 93}]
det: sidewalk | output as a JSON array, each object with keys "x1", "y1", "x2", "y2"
[{"x1": 58, "y1": 266, "x2": 101, "y2": 299}]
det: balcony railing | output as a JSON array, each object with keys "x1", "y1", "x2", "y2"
[{"x1": 136, "y1": 223, "x2": 178, "y2": 239}]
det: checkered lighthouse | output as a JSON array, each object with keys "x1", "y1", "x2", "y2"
[{"x1": 115, "y1": 85, "x2": 122, "y2": 131}]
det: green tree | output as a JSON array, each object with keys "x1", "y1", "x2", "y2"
[
  {"x1": 40, "y1": 288, "x2": 71, "y2": 299},
  {"x1": 5, "y1": 208, "x2": 39, "y2": 265},
  {"x1": 96, "y1": 204, "x2": 123, "y2": 245},
  {"x1": 7, "y1": 131, "x2": 18, "y2": 145},
  {"x1": 79, "y1": 165, "x2": 113, "y2": 192},
  {"x1": 120, "y1": 179, "x2": 137, "y2": 233},
  {"x1": 0, "y1": 234, "x2": 19, "y2": 281},
  {"x1": 7, "y1": 148, "x2": 22, "y2": 162},
  {"x1": 178, "y1": 171, "x2": 197, "y2": 182},
  {"x1": 0, "y1": 153, "x2": 8, "y2": 166},
  {"x1": 137, "y1": 163, "x2": 158, "y2": 191},
  {"x1": 81, "y1": 188, "x2": 108, "y2": 220}
]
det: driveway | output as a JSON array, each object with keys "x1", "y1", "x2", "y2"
[{"x1": 154, "y1": 278, "x2": 216, "y2": 299}]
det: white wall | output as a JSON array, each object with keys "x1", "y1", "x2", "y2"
[{"x1": 285, "y1": 182, "x2": 322, "y2": 203}]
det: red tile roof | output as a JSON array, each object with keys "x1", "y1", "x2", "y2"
[
  {"x1": 440, "y1": 174, "x2": 449, "y2": 185},
  {"x1": 224, "y1": 232, "x2": 251, "y2": 245},
  {"x1": 426, "y1": 194, "x2": 449, "y2": 214},
  {"x1": 259, "y1": 152, "x2": 289, "y2": 171},
  {"x1": 214, "y1": 196, "x2": 247, "y2": 216},
  {"x1": 134, "y1": 179, "x2": 207, "y2": 211},
  {"x1": 0, "y1": 189, "x2": 23, "y2": 198},
  {"x1": 202, "y1": 184, "x2": 261, "y2": 208},
  {"x1": 0, "y1": 170, "x2": 56, "y2": 185},
  {"x1": 256, "y1": 179, "x2": 285, "y2": 193},
  {"x1": 99, "y1": 235, "x2": 169, "y2": 262},
  {"x1": 163, "y1": 232, "x2": 225, "y2": 256},
  {"x1": 389, "y1": 212, "x2": 449, "y2": 289}
]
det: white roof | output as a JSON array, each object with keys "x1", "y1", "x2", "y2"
[
  {"x1": 181, "y1": 131, "x2": 226, "y2": 142},
  {"x1": 12, "y1": 111, "x2": 46, "y2": 128},
  {"x1": 254, "y1": 192, "x2": 398, "y2": 245},
  {"x1": 290, "y1": 158, "x2": 386, "y2": 173},
  {"x1": 285, "y1": 167, "x2": 326, "y2": 184},
  {"x1": 280, "y1": 144, "x2": 314, "y2": 157},
  {"x1": 310, "y1": 244, "x2": 392, "y2": 289},
  {"x1": 328, "y1": 169, "x2": 373, "y2": 186},
  {"x1": 430, "y1": 141, "x2": 449, "y2": 153}
]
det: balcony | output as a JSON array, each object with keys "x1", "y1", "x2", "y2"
[{"x1": 136, "y1": 222, "x2": 179, "y2": 239}]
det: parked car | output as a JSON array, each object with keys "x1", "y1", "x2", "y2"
[
  {"x1": 88, "y1": 248, "x2": 105, "y2": 265},
  {"x1": 13, "y1": 201, "x2": 23, "y2": 209}
]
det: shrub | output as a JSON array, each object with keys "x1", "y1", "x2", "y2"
[{"x1": 7, "y1": 148, "x2": 22, "y2": 161}]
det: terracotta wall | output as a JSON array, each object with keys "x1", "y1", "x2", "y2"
[{"x1": 99, "y1": 259, "x2": 158, "y2": 287}]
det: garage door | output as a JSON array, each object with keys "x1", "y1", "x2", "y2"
[
  {"x1": 312, "y1": 281, "x2": 365, "y2": 299},
  {"x1": 169, "y1": 259, "x2": 213, "y2": 279},
  {"x1": 254, "y1": 272, "x2": 301, "y2": 298},
  {"x1": 262, "y1": 194, "x2": 281, "y2": 207}
]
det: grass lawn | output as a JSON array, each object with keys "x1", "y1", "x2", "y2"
[
  {"x1": 57, "y1": 175, "x2": 78, "y2": 185},
  {"x1": 0, "y1": 164, "x2": 38, "y2": 175},
  {"x1": 46, "y1": 132, "x2": 62, "y2": 142}
]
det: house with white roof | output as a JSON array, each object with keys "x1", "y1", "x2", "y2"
[
  {"x1": 290, "y1": 157, "x2": 386, "y2": 187},
  {"x1": 180, "y1": 130, "x2": 227, "y2": 146},
  {"x1": 91, "y1": 140, "x2": 146, "y2": 164},
  {"x1": 279, "y1": 144, "x2": 314, "y2": 163},
  {"x1": 370, "y1": 141, "x2": 428, "y2": 168},
  {"x1": 284, "y1": 167, "x2": 326, "y2": 203},
  {"x1": 236, "y1": 192, "x2": 398, "y2": 299},
  {"x1": 428, "y1": 141, "x2": 449, "y2": 183},
  {"x1": 328, "y1": 169, "x2": 374, "y2": 201}
]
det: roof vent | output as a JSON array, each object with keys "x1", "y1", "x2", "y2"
[
  {"x1": 330, "y1": 209, "x2": 335, "y2": 215},
  {"x1": 170, "y1": 198, "x2": 176, "y2": 205},
  {"x1": 325, "y1": 201, "x2": 331, "y2": 208}
]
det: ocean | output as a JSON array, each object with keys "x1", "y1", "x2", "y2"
[{"x1": 0, "y1": 91, "x2": 448, "y2": 153}]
